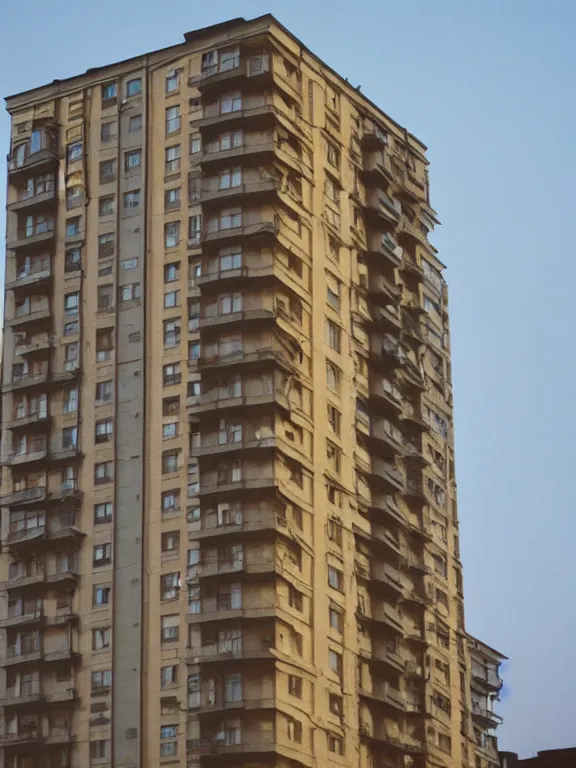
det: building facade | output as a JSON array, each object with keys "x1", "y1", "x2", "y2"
[
  {"x1": 1, "y1": 14, "x2": 502, "y2": 768},
  {"x1": 500, "y1": 749, "x2": 576, "y2": 768}
]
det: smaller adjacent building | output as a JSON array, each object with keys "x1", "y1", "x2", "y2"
[
  {"x1": 468, "y1": 635, "x2": 507, "y2": 768},
  {"x1": 501, "y1": 749, "x2": 576, "y2": 768}
]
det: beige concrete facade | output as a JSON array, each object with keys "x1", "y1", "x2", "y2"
[{"x1": 0, "y1": 14, "x2": 504, "y2": 768}]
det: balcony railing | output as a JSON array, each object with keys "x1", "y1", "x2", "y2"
[{"x1": 4, "y1": 437, "x2": 48, "y2": 465}]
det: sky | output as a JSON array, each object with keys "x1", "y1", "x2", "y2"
[{"x1": 1, "y1": 0, "x2": 575, "y2": 756}]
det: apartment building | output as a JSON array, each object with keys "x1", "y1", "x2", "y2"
[
  {"x1": 468, "y1": 636, "x2": 506, "y2": 768},
  {"x1": 1, "y1": 14, "x2": 503, "y2": 768}
]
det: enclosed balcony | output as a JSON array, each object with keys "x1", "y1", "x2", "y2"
[
  {"x1": 8, "y1": 216, "x2": 55, "y2": 252},
  {"x1": 360, "y1": 640, "x2": 404, "y2": 675},
  {"x1": 365, "y1": 190, "x2": 402, "y2": 227},
  {"x1": 8, "y1": 174, "x2": 57, "y2": 213},
  {"x1": 471, "y1": 701, "x2": 503, "y2": 729},
  {"x1": 191, "y1": 421, "x2": 277, "y2": 459},
  {"x1": 201, "y1": 218, "x2": 276, "y2": 249},
  {"x1": 197, "y1": 100, "x2": 277, "y2": 135},
  {"x1": 0, "y1": 683, "x2": 78, "y2": 710},
  {"x1": 5, "y1": 396, "x2": 49, "y2": 431},
  {"x1": 6, "y1": 256, "x2": 52, "y2": 294},
  {"x1": 188, "y1": 376, "x2": 289, "y2": 416},
  {"x1": 14, "y1": 333, "x2": 54, "y2": 359},
  {"x1": 5, "y1": 510, "x2": 83, "y2": 554},
  {"x1": 365, "y1": 230, "x2": 403, "y2": 268},
  {"x1": 370, "y1": 334, "x2": 406, "y2": 371},
  {"x1": 370, "y1": 418, "x2": 404, "y2": 455},
  {"x1": 359, "y1": 680, "x2": 406, "y2": 712},
  {"x1": 193, "y1": 168, "x2": 278, "y2": 208},
  {"x1": 8, "y1": 128, "x2": 58, "y2": 179},
  {"x1": 198, "y1": 336, "x2": 298, "y2": 375},
  {"x1": 368, "y1": 493, "x2": 407, "y2": 529},
  {"x1": 199, "y1": 136, "x2": 276, "y2": 170},
  {"x1": 199, "y1": 304, "x2": 276, "y2": 333},
  {"x1": 190, "y1": 52, "x2": 272, "y2": 95},
  {"x1": 188, "y1": 727, "x2": 276, "y2": 758},
  {"x1": 190, "y1": 549, "x2": 276, "y2": 582},
  {"x1": 369, "y1": 377, "x2": 403, "y2": 412}
]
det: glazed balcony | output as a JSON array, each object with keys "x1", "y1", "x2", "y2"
[
  {"x1": 6, "y1": 259, "x2": 52, "y2": 294},
  {"x1": 8, "y1": 220, "x2": 55, "y2": 252},
  {"x1": 8, "y1": 180, "x2": 57, "y2": 214}
]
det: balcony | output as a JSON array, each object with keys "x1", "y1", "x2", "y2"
[
  {"x1": 369, "y1": 493, "x2": 407, "y2": 528},
  {"x1": 1, "y1": 646, "x2": 42, "y2": 668},
  {"x1": 190, "y1": 55, "x2": 271, "y2": 95},
  {"x1": 14, "y1": 334, "x2": 54, "y2": 359},
  {"x1": 194, "y1": 695, "x2": 275, "y2": 716},
  {"x1": 188, "y1": 730, "x2": 276, "y2": 757},
  {"x1": 198, "y1": 178, "x2": 278, "y2": 208},
  {"x1": 7, "y1": 305, "x2": 51, "y2": 330},
  {"x1": 188, "y1": 388, "x2": 289, "y2": 416},
  {"x1": 5, "y1": 408, "x2": 49, "y2": 431},
  {"x1": 8, "y1": 186, "x2": 56, "y2": 214},
  {"x1": 371, "y1": 603, "x2": 404, "y2": 635},
  {"x1": 365, "y1": 231, "x2": 403, "y2": 268},
  {"x1": 371, "y1": 335, "x2": 406, "y2": 371},
  {"x1": 199, "y1": 308, "x2": 276, "y2": 333},
  {"x1": 6, "y1": 261, "x2": 52, "y2": 293},
  {"x1": 187, "y1": 639, "x2": 274, "y2": 665},
  {"x1": 0, "y1": 686, "x2": 77, "y2": 709},
  {"x1": 360, "y1": 643, "x2": 404, "y2": 674},
  {"x1": 371, "y1": 418, "x2": 404, "y2": 456},
  {"x1": 359, "y1": 681, "x2": 405, "y2": 712},
  {"x1": 191, "y1": 554, "x2": 276, "y2": 581},
  {"x1": 8, "y1": 132, "x2": 58, "y2": 179},
  {"x1": 0, "y1": 486, "x2": 46, "y2": 507},
  {"x1": 361, "y1": 128, "x2": 389, "y2": 151},
  {"x1": 369, "y1": 377, "x2": 403, "y2": 412},
  {"x1": 198, "y1": 342, "x2": 297, "y2": 375},
  {"x1": 199, "y1": 138, "x2": 276, "y2": 170},
  {"x1": 371, "y1": 563, "x2": 404, "y2": 596},
  {"x1": 0, "y1": 608, "x2": 45, "y2": 630},
  {"x1": 201, "y1": 220, "x2": 276, "y2": 248},
  {"x1": 5, "y1": 518, "x2": 83, "y2": 553},
  {"x1": 8, "y1": 221, "x2": 55, "y2": 252},
  {"x1": 0, "y1": 728, "x2": 42, "y2": 747},
  {"x1": 187, "y1": 604, "x2": 278, "y2": 625},
  {"x1": 365, "y1": 191, "x2": 402, "y2": 226},
  {"x1": 3, "y1": 372, "x2": 49, "y2": 394},
  {"x1": 192, "y1": 431, "x2": 277, "y2": 460},
  {"x1": 371, "y1": 459, "x2": 405, "y2": 493},
  {"x1": 197, "y1": 104, "x2": 276, "y2": 135},
  {"x1": 472, "y1": 702, "x2": 503, "y2": 729},
  {"x1": 368, "y1": 272, "x2": 402, "y2": 304},
  {"x1": 4, "y1": 438, "x2": 48, "y2": 466}
]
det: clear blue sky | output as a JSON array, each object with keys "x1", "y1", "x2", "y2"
[{"x1": 1, "y1": 0, "x2": 575, "y2": 757}]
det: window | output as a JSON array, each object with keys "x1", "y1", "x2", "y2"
[
  {"x1": 288, "y1": 675, "x2": 302, "y2": 698},
  {"x1": 166, "y1": 106, "x2": 181, "y2": 134},
  {"x1": 220, "y1": 47, "x2": 240, "y2": 71},
  {"x1": 94, "y1": 503, "x2": 113, "y2": 524},
  {"x1": 165, "y1": 221, "x2": 180, "y2": 248},
  {"x1": 329, "y1": 606, "x2": 343, "y2": 633},
  {"x1": 165, "y1": 145, "x2": 181, "y2": 173},
  {"x1": 161, "y1": 572, "x2": 180, "y2": 600},
  {"x1": 99, "y1": 196, "x2": 114, "y2": 217},
  {"x1": 65, "y1": 248, "x2": 81, "y2": 272},
  {"x1": 219, "y1": 168, "x2": 242, "y2": 189},
  {"x1": 326, "y1": 275, "x2": 341, "y2": 310},
  {"x1": 213, "y1": 130, "x2": 243, "y2": 152},
  {"x1": 326, "y1": 361, "x2": 340, "y2": 392},
  {"x1": 67, "y1": 142, "x2": 83, "y2": 162},
  {"x1": 165, "y1": 188, "x2": 180, "y2": 209},
  {"x1": 328, "y1": 565, "x2": 343, "y2": 591},
  {"x1": 161, "y1": 665, "x2": 178, "y2": 687},
  {"x1": 102, "y1": 83, "x2": 117, "y2": 101},
  {"x1": 220, "y1": 249, "x2": 242, "y2": 271},
  {"x1": 94, "y1": 462, "x2": 113, "y2": 485},
  {"x1": 327, "y1": 519, "x2": 343, "y2": 546},
  {"x1": 162, "y1": 421, "x2": 179, "y2": 439},
  {"x1": 161, "y1": 532, "x2": 180, "y2": 553},
  {"x1": 98, "y1": 233, "x2": 114, "y2": 259},
  {"x1": 120, "y1": 283, "x2": 140, "y2": 302},
  {"x1": 190, "y1": 135, "x2": 201, "y2": 154},
  {"x1": 91, "y1": 669, "x2": 112, "y2": 690},
  {"x1": 221, "y1": 91, "x2": 242, "y2": 114},
  {"x1": 66, "y1": 218, "x2": 80, "y2": 238},
  {"x1": 100, "y1": 121, "x2": 116, "y2": 142},
  {"x1": 326, "y1": 441, "x2": 341, "y2": 474},
  {"x1": 166, "y1": 69, "x2": 180, "y2": 92},
  {"x1": 163, "y1": 320, "x2": 180, "y2": 348},
  {"x1": 164, "y1": 290, "x2": 180, "y2": 308},
  {"x1": 63, "y1": 293, "x2": 79, "y2": 318},
  {"x1": 161, "y1": 615, "x2": 179, "y2": 642},
  {"x1": 63, "y1": 387, "x2": 78, "y2": 414},
  {"x1": 326, "y1": 319, "x2": 341, "y2": 352},
  {"x1": 123, "y1": 190, "x2": 140, "y2": 208},
  {"x1": 162, "y1": 451, "x2": 179, "y2": 474},
  {"x1": 328, "y1": 732, "x2": 344, "y2": 755},
  {"x1": 438, "y1": 734, "x2": 452, "y2": 754},
  {"x1": 126, "y1": 78, "x2": 141, "y2": 97},
  {"x1": 90, "y1": 740, "x2": 109, "y2": 759},
  {"x1": 63, "y1": 321, "x2": 78, "y2": 336},
  {"x1": 129, "y1": 114, "x2": 142, "y2": 132},
  {"x1": 327, "y1": 404, "x2": 341, "y2": 435},
  {"x1": 328, "y1": 649, "x2": 342, "y2": 677},
  {"x1": 93, "y1": 543, "x2": 112, "y2": 566},
  {"x1": 92, "y1": 627, "x2": 111, "y2": 650},
  {"x1": 286, "y1": 717, "x2": 302, "y2": 743},
  {"x1": 188, "y1": 341, "x2": 201, "y2": 361},
  {"x1": 219, "y1": 293, "x2": 242, "y2": 315},
  {"x1": 95, "y1": 419, "x2": 113, "y2": 443},
  {"x1": 164, "y1": 262, "x2": 179, "y2": 282},
  {"x1": 162, "y1": 490, "x2": 180, "y2": 514},
  {"x1": 189, "y1": 214, "x2": 202, "y2": 243},
  {"x1": 125, "y1": 149, "x2": 141, "y2": 170},
  {"x1": 329, "y1": 693, "x2": 343, "y2": 715},
  {"x1": 224, "y1": 673, "x2": 243, "y2": 703},
  {"x1": 288, "y1": 585, "x2": 303, "y2": 612},
  {"x1": 327, "y1": 142, "x2": 340, "y2": 168},
  {"x1": 93, "y1": 585, "x2": 110, "y2": 606},
  {"x1": 163, "y1": 363, "x2": 181, "y2": 386},
  {"x1": 325, "y1": 175, "x2": 340, "y2": 204},
  {"x1": 163, "y1": 397, "x2": 180, "y2": 417}
]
